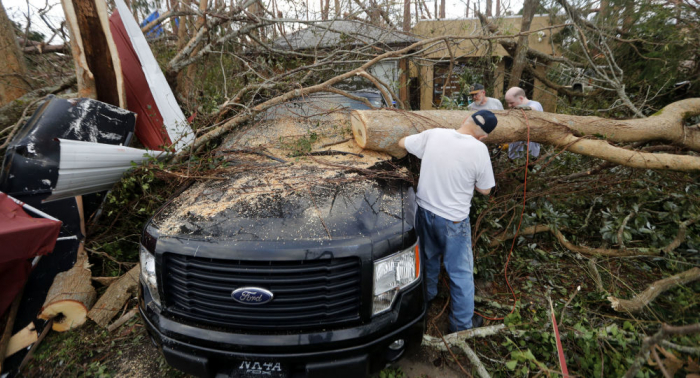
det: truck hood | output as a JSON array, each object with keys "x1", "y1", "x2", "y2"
[{"x1": 150, "y1": 163, "x2": 413, "y2": 243}]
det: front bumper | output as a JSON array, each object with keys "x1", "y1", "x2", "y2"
[{"x1": 140, "y1": 279, "x2": 426, "y2": 378}]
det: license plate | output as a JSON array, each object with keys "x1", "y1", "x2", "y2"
[{"x1": 232, "y1": 360, "x2": 287, "y2": 378}]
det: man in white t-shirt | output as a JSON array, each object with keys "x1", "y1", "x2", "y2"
[
  {"x1": 467, "y1": 83, "x2": 504, "y2": 111},
  {"x1": 505, "y1": 87, "x2": 543, "y2": 159},
  {"x1": 398, "y1": 110, "x2": 498, "y2": 332}
]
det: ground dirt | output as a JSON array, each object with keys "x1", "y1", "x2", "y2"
[
  {"x1": 19, "y1": 314, "x2": 468, "y2": 378},
  {"x1": 18, "y1": 274, "x2": 492, "y2": 378}
]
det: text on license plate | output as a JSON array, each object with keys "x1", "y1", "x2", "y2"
[{"x1": 236, "y1": 360, "x2": 287, "y2": 377}]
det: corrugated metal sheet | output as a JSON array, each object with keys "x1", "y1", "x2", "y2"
[{"x1": 47, "y1": 139, "x2": 165, "y2": 202}]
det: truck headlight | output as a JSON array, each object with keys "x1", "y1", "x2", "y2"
[
  {"x1": 372, "y1": 243, "x2": 420, "y2": 315},
  {"x1": 139, "y1": 244, "x2": 161, "y2": 306}
]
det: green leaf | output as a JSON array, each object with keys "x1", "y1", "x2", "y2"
[{"x1": 506, "y1": 360, "x2": 518, "y2": 370}]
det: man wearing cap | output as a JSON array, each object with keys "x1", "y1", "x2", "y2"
[
  {"x1": 467, "y1": 84, "x2": 504, "y2": 111},
  {"x1": 398, "y1": 110, "x2": 498, "y2": 332}
]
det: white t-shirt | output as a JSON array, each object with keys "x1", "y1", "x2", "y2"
[
  {"x1": 508, "y1": 100, "x2": 543, "y2": 159},
  {"x1": 404, "y1": 128, "x2": 496, "y2": 222},
  {"x1": 468, "y1": 97, "x2": 504, "y2": 111}
]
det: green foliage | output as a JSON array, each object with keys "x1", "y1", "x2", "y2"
[
  {"x1": 376, "y1": 367, "x2": 405, "y2": 378},
  {"x1": 548, "y1": 0, "x2": 700, "y2": 116},
  {"x1": 88, "y1": 159, "x2": 172, "y2": 276}
]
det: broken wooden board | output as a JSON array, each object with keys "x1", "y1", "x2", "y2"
[
  {"x1": 60, "y1": 0, "x2": 125, "y2": 107},
  {"x1": 4, "y1": 323, "x2": 37, "y2": 358}
]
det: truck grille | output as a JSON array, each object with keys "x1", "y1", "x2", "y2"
[{"x1": 162, "y1": 254, "x2": 363, "y2": 331}]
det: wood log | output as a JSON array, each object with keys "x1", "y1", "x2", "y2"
[
  {"x1": 38, "y1": 245, "x2": 96, "y2": 332},
  {"x1": 87, "y1": 264, "x2": 140, "y2": 328},
  {"x1": 5, "y1": 322, "x2": 37, "y2": 358},
  {"x1": 608, "y1": 267, "x2": 700, "y2": 313},
  {"x1": 350, "y1": 99, "x2": 700, "y2": 172}
]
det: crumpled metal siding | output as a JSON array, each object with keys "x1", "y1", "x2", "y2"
[{"x1": 48, "y1": 139, "x2": 165, "y2": 202}]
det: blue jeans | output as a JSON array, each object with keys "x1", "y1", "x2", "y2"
[{"x1": 416, "y1": 206, "x2": 475, "y2": 332}]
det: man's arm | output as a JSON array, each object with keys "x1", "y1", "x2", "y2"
[
  {"x1": 475, "y1": 186, "x2": 491, "y2": 196},
  {"x1": 398, "y1": 137, "x2": 407, "y2": 149}
]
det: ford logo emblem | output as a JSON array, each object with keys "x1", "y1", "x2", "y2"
[{"x1": 231, "y1": 287, "x2": 274, "y2": 305}]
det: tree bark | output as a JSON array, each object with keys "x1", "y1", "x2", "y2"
[
  {"x1": 38, "y1": 245, "x2": 96, "y2": 332},
  {"x1": 0, "y1": 2, "x2": 31, "y2": 106},
  {"x1": 608, "y1": 267, "x2": 700, "y2": 313},
  {"x1": 87, "y1": 264, "x2": 140, "y2": 328},
  {"x1": 350, "y1": 98, "x2": 700, "y2": 171},
  {"x1": 507, "y1": 0, "x2": 537, "y2": 89},
  {"x1": 183, "y1": 0, "x2": 209, "y2": 97}
]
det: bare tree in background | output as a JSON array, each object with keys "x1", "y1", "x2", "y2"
[
  {"x1": 403, "y1": 0, "x2": 410, "y2": 31},
  {"x1": 506, "y1": 0, "x2": 537, "y2": 89}
]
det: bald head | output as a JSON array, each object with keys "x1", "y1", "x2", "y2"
[{"x1": 505, "y1": 87, "x2": 528, "y2": 108}]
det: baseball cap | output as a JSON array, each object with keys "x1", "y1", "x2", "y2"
[
  {"x1": 469, "y1": 84, "x2": 485, "y2": 95},
  {"x1": 472, "y1": 110, "x2": 498, "y2": 134}
]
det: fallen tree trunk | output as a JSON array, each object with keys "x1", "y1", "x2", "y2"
[
  {"x1": 608, "y1": 267, "x2": 700, "y2": 313},
  {"x1": 87, "y1": 264, "x2": 140, "y2": 328},
  {"x1": 38, "y1": 245, "x2": 96, "y2": 332},
  {"x1": 351, "y1": 99, "x2": 700, "y2": 171}
]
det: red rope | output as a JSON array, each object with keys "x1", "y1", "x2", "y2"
[
  {"x1": 475, "y1": 108, "x2": 531, "y2": 321},
  {"x1": 550, "y1": 299, "x2": 570, "y2": 377}
]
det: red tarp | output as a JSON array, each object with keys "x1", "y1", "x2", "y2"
[
  {"x1": 0, "y1": 193, "x2": 61, "y2": 316},
  {"x1": 108, "y1": 9, "x2": 171, "y2": 151}
]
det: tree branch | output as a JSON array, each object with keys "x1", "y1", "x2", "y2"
[{"x1": 607, "y1": 267, "x2": 700, "y2": 313}]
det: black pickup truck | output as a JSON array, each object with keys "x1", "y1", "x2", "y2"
[{"x1": 138, "y1": 91, "x2": 426, "y2": 378}]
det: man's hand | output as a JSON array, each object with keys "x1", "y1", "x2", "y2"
[{"x1": 398, "y1": 137, "x2": 407, "y2": 149}]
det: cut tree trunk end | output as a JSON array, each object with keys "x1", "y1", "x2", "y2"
[
  {"x1": 351, "y1": 99, "x2": 700, "y2": 172},
  {"x1": 87, "y1": 264, "x2": 140, "y2": 328},
  {"x1": 608, "y1": 267, "x2": 700, "y2": 313},
  {"x1": 38, "y1": 245, "x2": 96, "y2": 332}
]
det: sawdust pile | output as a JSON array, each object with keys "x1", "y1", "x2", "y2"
[{"x1": 155, "y1": 101, "x2": 407, "y2": 237}]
